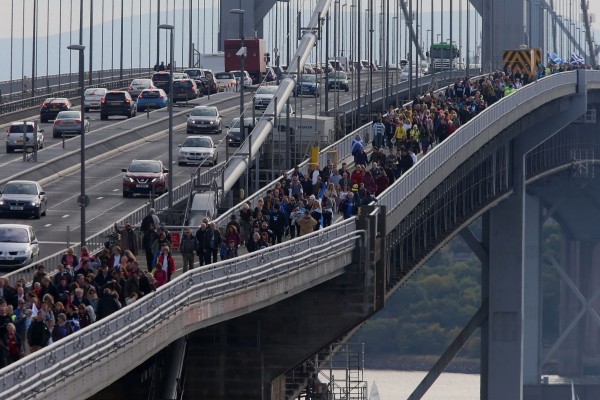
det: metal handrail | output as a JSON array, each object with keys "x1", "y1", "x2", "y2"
[{"x1": 0, "y1": 218, "x2": 359, "y2": 398}]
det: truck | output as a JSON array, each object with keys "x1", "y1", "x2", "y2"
[
  {"x1": 265, "y1": 115, "x2": 336, "y2": 168},
  {"x1": 224, "y1": 38, "x2": 267, "y2": 84},
  {"x1": 502, "y1": 45, "x2": 542, "y2": 78},
  {"x1": 428, "y1": 42, "x2": 460, "y2": 72},
  {"x1": 198, "y1": 52, "x2": 225, "y2": 73},
  {"x1": 328, "y1": 57, "x2": 349, "y2": 71}
]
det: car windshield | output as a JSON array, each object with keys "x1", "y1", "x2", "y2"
[
  {"x1": 85, "y1": 88, "x2": 106, "y2": 95},
  {"x1": 191, "y1": 107, "x2": 217, "y2": 117},
  {"x1": 173, "y1": 81, "x2": 192, "y2": 88},
  {"x1": 105, "y1": 93, "x2": 126, "y2": 100},
  {"x1": 256, "y1": 86, "x2": 278, "y2": 94},
  {"x1": 328, "y1": 72, "x2": 347, "y2": 79},
  {"x1": 183, "y1": 137, "x2": 213, "y2": 148},
  {"x1": 215, "y1": 73, "x2": 234, "y2": 79},
  {"x1": 185, "y1": 69, "x2": 202, "y2": 78},
  {"x1": 300, "y1": 75, "x2": 317, "y2": 83},
  {"x1": 2, "y1": 183, "x2": 38, "y2": 195},
  {"x1": 141, "y1": 90, "x2": 161, "y2": 97},
  {"x1": 57, "y1": 111, "x2": 80, "y2": 119},
  {"x1": 128, "y1": 162, "x2": 161, "y2": 173},
  {"x1": 152, "y1": 73, "x2": 170, "y2": 82},
  {"x1": 9, "y1": 124, "x2": 34, "y2": 133},
  {"x1": 0, "y1": 227, "x2": 29, "y2": 243}
]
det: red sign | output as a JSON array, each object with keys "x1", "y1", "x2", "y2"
[{"x1": 171, "y1": 231, "x2": 181, "y2": 250}]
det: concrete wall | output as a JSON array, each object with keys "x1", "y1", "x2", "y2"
[{"x1": 181, "y1": 263, "x2": 377, "y2": 400}]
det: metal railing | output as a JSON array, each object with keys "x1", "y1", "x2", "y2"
[
  {"x1": 0, "y1": 68, "x2": 154, "y2": 116},
  {"x1": 0, "y1": 218, "x2": 360, "y2": 399},
  {"x1": 376, "y1": 71, "x2": 581, "y2": 222}
]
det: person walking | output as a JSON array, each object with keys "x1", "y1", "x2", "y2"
[{"x1": 180, "y1": 228, "x2": 198, "y2": 272}]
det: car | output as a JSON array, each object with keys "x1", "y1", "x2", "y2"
[
  {"x1": 83, "y1": 88, "x2": 108, "y2": 112},
  {"x1": 151, "y1": 71, "x2": 172, "y2": 93},
  {"x1": 128, "y1": 78, "x2": 155, "y2": 98},
  {"x1": 186, "y1": 106, "x2": 223, "y2": 134},
  {"x1": 226, "y1": 117, "x2": 259, "y2": 147},
  {"x1": 136, "y1": 88, "x2": 169, "y2": 111},
  {"x1": 40, "y1": 98, "x2": 72, "y2": 123},
  {"x1": 171, "y1": 79, "x2": 200, "y2": 103},
  {"x1": 231, "y1": 70, "x2": 252, "y2": 88},
  {"x1": 0, "y1": 181, "x2": 47, "y2": 219},
  {"x1": 100, "y1": 90, "x2": 137, "y2": 120},
  {"x1": 122, "y1": 159, "x2": 169, "y2": 198},
  {"x1": 52, "y1": 111, "x2": 90, "y2": 138},
  {"x1": 6, "y1": 122, "x2": 44, "y2": 153},
  {"x1": 294, "y1": 74, "x2": 320, "y2": 97},
  {"x1": 0, "y1": 224, "x2": 40, "y2": 270},
  {"x1": 327, "y1": 71, "x2": 350, "y2": 92},
  {"x1": 183, "y1": 68, "x2": 205, "y2": 79},
  {"x1": 177, "y1": 135, "x2": 218, "y2": 166},
  {"x1": 214, "y1": 72, "x2": 237, "y2": 91},
  {"x1": 254, "y1": 85, "x2": 278, "y2": 110},
  {"x1": 195, "y1": 76, "x2": 218, "y2": 95}
]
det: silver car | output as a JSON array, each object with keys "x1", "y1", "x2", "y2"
[
  {"x1": 128, "y1": 78, "x2": 155, "y2": 98},
  {"x1": 178, "y1": 136, "x2": 218, "y2": 166},
  {"x1": 83, "y1": 87, "x2": 108, "y2": 112},
  {"x1": 186, "y1": 106, "x2": 223, "y2": 134},
  {"x1": 52, "y1": 111, "x2": 90, "y2": 138},
  {"x1": 0, "y1": 224, "x2": 39, "y2": 270},
  {"x1": 6, "y1": 122, "x2": 45, "y2": 153}
]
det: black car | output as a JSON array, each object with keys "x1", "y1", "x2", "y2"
[
  {"x1": 171, "y1": 79, "x2": 200, "y2": 103},
  {"x1": 100, "y1": 91, "x2": 137, "y2": 120},
  {"x1": 40, "y1": 98, "x2": 72, "y2": 123},
  {"x1": 151, "y1": 71, "x2": 172, "y2": 93},
  {"x1": 196, "y1": 77, "x2": 218, "y2": 95}
]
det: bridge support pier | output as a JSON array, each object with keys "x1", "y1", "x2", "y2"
[{"x1": 485, "y1": 172, "x2": 526, "y2": 400}]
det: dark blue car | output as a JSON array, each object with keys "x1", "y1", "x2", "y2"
[
  {"x1": 294, "y1": 74, "x2": 320, "y2": 97},
  {"x1": 136, "y1": 89, "x2": 169, "y2": 111}
]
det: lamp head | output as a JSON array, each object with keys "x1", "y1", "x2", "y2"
[{"x1": 67, "y1": 44, "x2": 85, "y2": 51}]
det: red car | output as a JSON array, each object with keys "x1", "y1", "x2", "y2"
[{"x1": 122, "y1": 159, "x2": 169, "y2": 198}]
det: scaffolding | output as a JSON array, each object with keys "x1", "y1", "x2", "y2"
[{"x1": 294, "y1": 343, "x2": 369, "y2": 400}]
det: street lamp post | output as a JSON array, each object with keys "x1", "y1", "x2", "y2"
[
  {"x1": 158, "y1": 24, "x2": 174, "y2": 208},
  {"x1": 68, "y1": 44, "x2": 87, "y2": 247},
  {"x1": 230, "y1": 9, "x2": 246, "y2": 144}
]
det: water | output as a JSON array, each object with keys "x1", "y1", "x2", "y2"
[{"x1": 364, "y1": 370, "x2": 480, "y2": 400}]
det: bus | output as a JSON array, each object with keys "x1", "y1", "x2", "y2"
[{"x1": 428, "y1": 42, "x2": 460, "y2": 73}]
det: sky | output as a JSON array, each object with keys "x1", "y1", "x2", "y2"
[{"x1": 0, "y1": 0, "x2": 597, "y2": 82}]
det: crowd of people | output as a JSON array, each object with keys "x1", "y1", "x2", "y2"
[{"x1": 1, "y1": 63, "x2": 593, "y2": 368}]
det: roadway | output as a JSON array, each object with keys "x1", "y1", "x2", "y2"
[{"x1": 0, "y1": 72, "x2": 391, "y2": 263}]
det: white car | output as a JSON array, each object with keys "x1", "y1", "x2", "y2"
[
  {"x1": 214, "y1": 72, "x2": 237, "y2": 91},
  {"x1": 128, "y1": 78, "x2": 155, "y2": 98},
  {"x1": 231, "y1": 70, "x2": 252, "y2": 87},
  {"x1": 0, "y1": 224, "x2": 39, "y2": 270},
  {"x1": 178, "y1": 135, "x2": 218, "y2": 166},
  {"x1": 83, "y1": 88, "x2": 108, "y2": 112},
  {"x1": 254, "y1": 85, "x2": 279, "y2": 110}
]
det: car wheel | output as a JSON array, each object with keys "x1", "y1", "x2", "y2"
[
  {"x1": 6, "y1": 146, "x2": 13, "y2": 154},
  {"x1": 127, "y1": 111, "x2": 132, "y2": 118},
  {"x1": 84, "y1": 107, "x2": 89, "y2": 113},
  {"x1": 123, "y1": 191, "x2": 132, "y2": 198},
  {"x1": 345, "y1": 87, "x2": 349, "y2": 92},
  {"x1": 100, "y1": 113, "x2": 108, "y2": 121},
  {"x1": 34, "y1": 208, "x2": 41, "y2": 219},
  {"x1": 178, "y1": 162, "x2": 185, "y2": 166},
  {"x1": 40, "y1": 117, "x2": 47, "y2": 123}
]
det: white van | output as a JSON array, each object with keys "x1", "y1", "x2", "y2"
[{"x1": 187, "y1": 192, "x2": 217, "y2": 227}]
